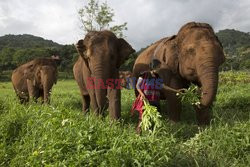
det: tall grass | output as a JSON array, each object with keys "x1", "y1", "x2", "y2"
[{"x1": 0, "y1": 72, "x2": 250, "y2": 166}]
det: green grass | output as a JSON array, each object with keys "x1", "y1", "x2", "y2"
[{"x1": 0, "y1": 72, "x2": 250, "y2": 166}]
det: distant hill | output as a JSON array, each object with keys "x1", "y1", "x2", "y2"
[
  {"x1": 0, "y1": 34, "x2": 76, "y2": 72},
  {"x1": 0, "y1": 30, "x2": 250, "y2": 73},
  {"x1": 0, "y1": 34, "x2": 62, "y2": 50},
  {"x1": 216, "y1": 29, "x2": 250, "y2": 70},
  {"x1": 216, "y1": 29, "x2": 250, "y2": 56}
]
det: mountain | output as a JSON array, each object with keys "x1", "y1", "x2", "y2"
[
  {"x1": 0, "y1": 34, "x2": 62, "y2": 50},
  {"x1": 1, "y1": 30, "x2": 250, "y2": 72},
  {"x1": 216, "y1": 29, "x2": 250, "y2": 70},
  {"x1": 0, "y1": 34, "x2": 76, "y2": 72},
  {"x1": 216, "y1": 29, "x2": 250, "y2": 56}
]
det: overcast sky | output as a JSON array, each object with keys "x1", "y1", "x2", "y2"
[{"x1": 0, "y1": 0, "x2": 249, "y2": 50}]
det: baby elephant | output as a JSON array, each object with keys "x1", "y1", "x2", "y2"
[{"x1": 11, "y1": 56, "x2": 60, "y2": 103}]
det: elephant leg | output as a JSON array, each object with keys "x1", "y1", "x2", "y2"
[
  {"x1": 82, "y1": 94, "x2": 90, "y2": 113},
  {"x1": 27, "y1": 79, "x2": 38, "y2": 102},
  {"x1": 87, "y1": 89, "x2": 99, "y2": 115},
  {"x1": 39, "y1": 89, "x2": 45, "y2": 103},
  {"x1": 15, "y1": 89, "x2": 29, "y2": 103},
  {"x1": 78, "y1": 82, "x2": 90, "y2": 113},
  {"x1": 107, "y1": 88, "x2": 121, "y2": 120},
  {"x1": 166, "y1": 93, "x2": 181, "y2": 122},
  {"x1": 195, "y1": 107, "x2": 211, "y2": 125},
  {"x1": 164, "y1": 77, "x2": 183, "y2": 122},
  {"x1": 19, "y1": 96, "x2": 29, "y2": 104}
]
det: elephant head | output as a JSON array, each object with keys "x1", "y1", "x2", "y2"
[
  {"x1": 176, "y1": 22, "x2": 225, "y2": 108},
  {"x1": 156, "y1": 22, "x2": 225, "y2": 109},
  {"x1": 119, "y1": 71, "x2": 133, "y2": 89},
  {"x1": 75, "y1": 31, "x2": 135, "y2": 112}
]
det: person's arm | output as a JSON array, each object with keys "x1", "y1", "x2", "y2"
[
  {"x1": 136, "y1": 77, "x2": 146, "y2": 99},
  {"x1": 162, "y1": 83, "x2": 185, "y2": 93}
]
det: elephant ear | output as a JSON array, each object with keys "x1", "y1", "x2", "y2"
[
  {"x1": 75, "y1": 39, "x2": 87, "y2": 59},
  {"x1": 117, "y1": 38, "x2": 135, "y2": 68},
  {"x1": 165, "y1": 52, "x2": 179, "y2": 74},
  {"x1": 161, "y1": 39, "x2": 179, "y2": 74}
]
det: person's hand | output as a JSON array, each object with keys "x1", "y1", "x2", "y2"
[
  {"x1": 177, "y1": 88, "x2": 186, "y2": 93},
  {"x1": 140, "y1": 94, "x2": 146, "y2": 100}
]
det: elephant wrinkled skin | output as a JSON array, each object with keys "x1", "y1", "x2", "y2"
[
  {"x1": 133, "y1": 22, "x2": 225, "y2": 125},
  {"x1": 73, "y1": 30, "x2": 135, "y2": 119},
  {"x1": 12, "y1": 57, "x2": 60, "y2": 103}
]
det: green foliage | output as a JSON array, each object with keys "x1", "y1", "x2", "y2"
[
  {"x1": 0, "y1": 34, "x2": 60, "y2": 50},
  {"x1": 0, "y1": 34, "x2": 77, "y2": 73},
  {"x1": 219, "y1": 71, "x2": 250, "y2": 85},
  {"x1": 0, "y1": 71, "x2": 250, "y2": 166},
  {"x1": 216, "y1": 29, "x2": 250, "y2": 55},
  {"x1": 78, "y1": 0, "x2": 127, "y2": 38},
  {"x1": 141, "y1": 99, "x2": 162, "y2": 134},
  {"x1": 177, "y1": 84, "x2": 201, "y2": 106},
  {"x1": 216, "y1": 29, "x2": 250, "y2": 70},
  {"x1": 120, "y1": 47, "x2": 148, "y2": 71}
]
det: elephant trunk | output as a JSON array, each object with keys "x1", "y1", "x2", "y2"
[
  {"x1": 198, "y1": 63, "x2": 219, "y2": 108},
  {"x1": 93, "y1": 65, "x2": 108, "y2": 114}
]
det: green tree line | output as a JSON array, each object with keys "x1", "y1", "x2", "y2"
[
  {"x1": 217, "y1": 29, "x2": 250, "y2": 70},
  {"x1": 1, "y1": 29, "x2": 250, "y2": 75},
  {"x1": 0, "y1": 34, "x2": 78, "y2": 73}
]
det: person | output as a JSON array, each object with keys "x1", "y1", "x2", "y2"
[{"x1": 132, "y1": 58, "x2": 184, "y2": 133}]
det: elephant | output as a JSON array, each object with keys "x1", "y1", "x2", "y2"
[
  {"x1": 73, "y1": 30, "x2": 135, "y2": 119},
  {"x1": 133, "y1": 22, "x2": 225, "y2": 125},
  {"x1": 119, "y1": 71, "x2": 133, "y2": 89},
  {"x1": 12, "y1": 56, "x2": 60, "y2": 103}
]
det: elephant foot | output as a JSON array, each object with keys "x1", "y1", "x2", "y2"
[
  {"x1": 82, "y1": 95, "x2": 90, "y2": 112},
  {"x1": 196, "y1": 110, "x2": 211, "y2": 125},
  {"x1": 19, "y1": 98, "x2": 28, "y2": 104},
  {"x1": 81, "y1": 108, "x2": 89, "y2": 115},
  {"x1": 82, "y1": 104, "x2": 90, "y2": 114}
]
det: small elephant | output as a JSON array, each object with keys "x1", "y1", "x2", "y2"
[
  {"x1": 73, "y1": 30, "x2": 135, "y2": 119},
  {"x1": 119, "y1": 71, "x2": 133, "y2": 89},
  {"x1": 12, "y1": 56, "x2": 60, "y2": 103},
  {"x1": 133, "y1": 22, "x2": 225, "y2": 125}
]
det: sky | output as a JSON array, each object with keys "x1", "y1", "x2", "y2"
[{"x1": 0, "y1": 0, "x2": 250, "y2": 50}]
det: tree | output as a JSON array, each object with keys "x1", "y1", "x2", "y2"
[{"x1": 78, "y1": 0, "x2": 127, "y2": 37}]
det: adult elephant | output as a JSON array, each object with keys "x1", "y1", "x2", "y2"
[
  {"x1": 12, "y1": 56, "x2": 60, "y2": 103},
  {"x1": 73, "y1": 30, "x2": 135, "y2": 119},
  {"x1": 133, "y1": 22, "x2": 225, "y2": 125}
]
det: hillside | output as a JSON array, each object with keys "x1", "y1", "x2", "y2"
[
  {"x1": 1, "y1": 29, "x2": 250, "y2": 73},
  {"x1": 0, "y1": 34, "x2": 61, "y2": 50},
  {"x1": 0, "y1": 34, "x2": 77, "y2": 72},
  {"x1": 216, "y1": 29, "x2": 250, "y2": 56},
  {"x1": 216, "y1": 29, "x2": 250, "y2": 70}
]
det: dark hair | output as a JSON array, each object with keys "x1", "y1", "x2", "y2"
[{"x1": 149, "y1": 58, "x2": 161, "y2": 70}]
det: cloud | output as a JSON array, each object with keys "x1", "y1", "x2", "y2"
[
  {"x1": 0, "y1": 0, "x2": 82, "y2": 44},
  {"x1": 111, "y1": 0, "x2": 250, "y2": 49},
  {"x1": 0, "y1": 0, "x2": 250, "y2": 50}
]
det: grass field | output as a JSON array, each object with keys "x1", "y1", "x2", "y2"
[{"x1": 0, "y1": 72, "x2": 250, "y2": 166}]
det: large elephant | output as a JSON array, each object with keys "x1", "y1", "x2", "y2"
[
  {"x1": 12, "y1": 56, "x2": 60, "y2": 103},
  {"x1": 73, "y1": 30, "x2": 135, "y2": 119},
  {"x1": 133, "y1": 22, "x2": 225, "y2": 125}
]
